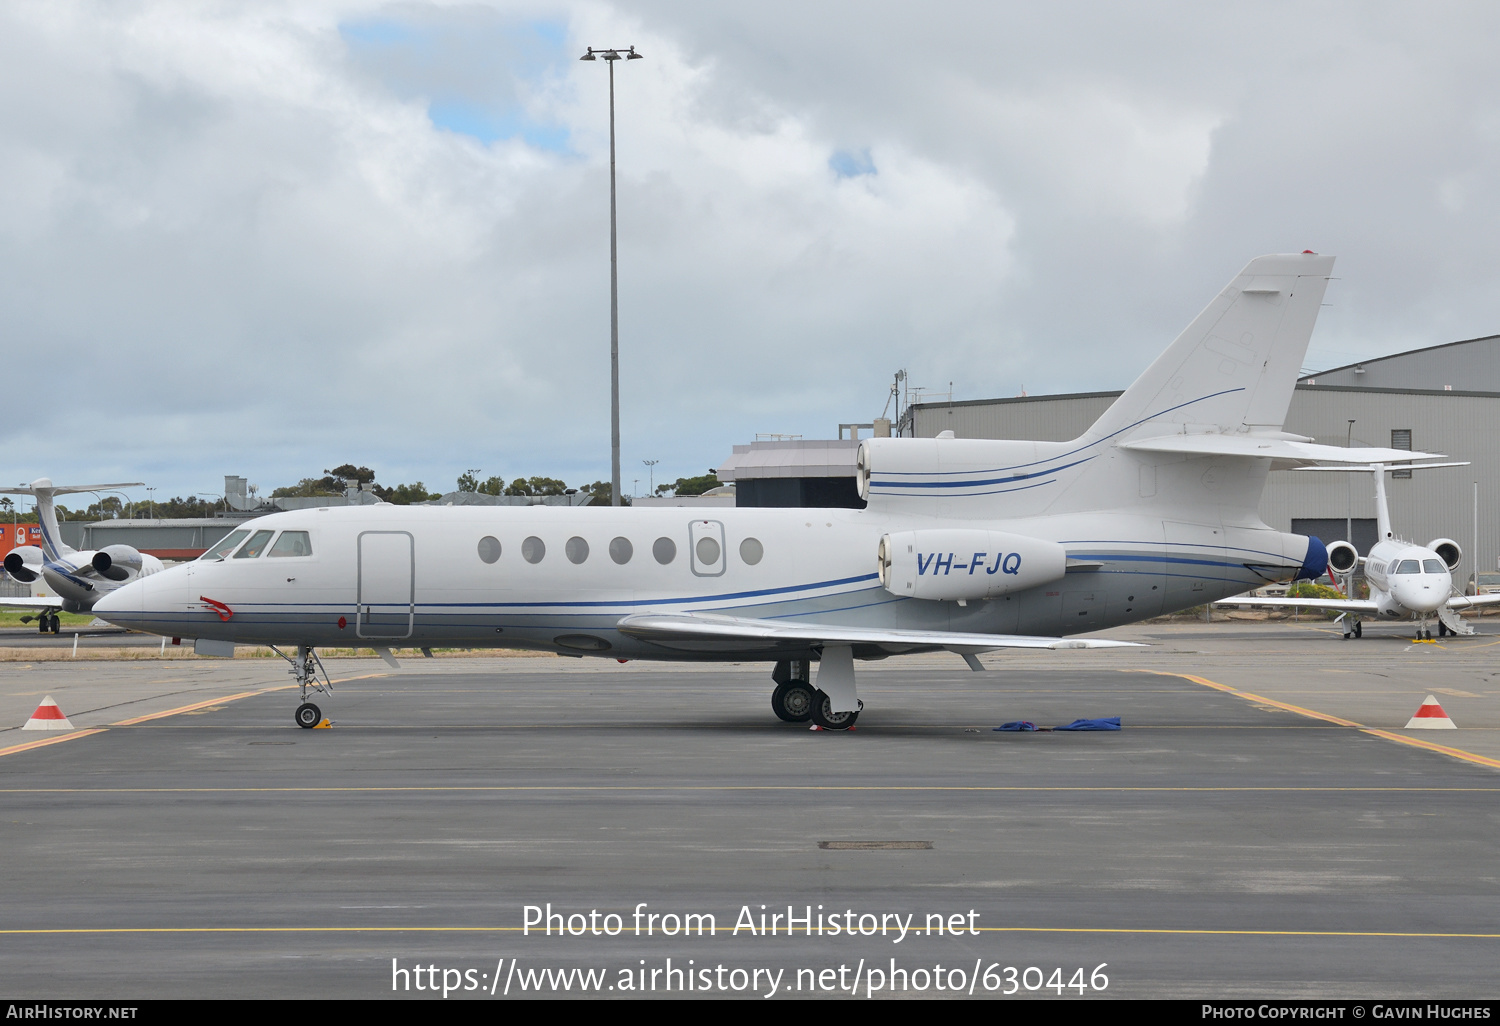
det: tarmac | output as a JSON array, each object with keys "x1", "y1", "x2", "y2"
[{"x1": 1, "y1": 618, "x2": 1498, "y2": 999}]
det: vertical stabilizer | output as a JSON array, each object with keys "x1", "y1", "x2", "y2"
[
  {"x1": 0, "y1": 479, "x2": 146, "y2": 561},
  {"x1": 1086, "y1": 253, "x2": 1335, "y2": 442}
]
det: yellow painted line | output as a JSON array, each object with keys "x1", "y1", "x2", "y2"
[
  {"x1": 1124, "y1": 670, "x2": 1364, "y2": 727},
  {"x1": 1135, "y1": 669, "x2": 1500, "y2": 772},
  {"x1": 0, "y1": 729, "x2": 108, "y2": 759},
  {"x1": 110, "y1": 689, "x2": 286, "y2": 726},
  {"x1": 1361, "y1": 729, "x2": 1500, "y2": 770},
  {"x1": 1, "y1": 925, "x2": 1497, "y2": 940}
]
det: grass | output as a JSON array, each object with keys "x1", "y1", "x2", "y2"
[{"x1": 0, "y1": 610, "x2": 94, "y2": 628}]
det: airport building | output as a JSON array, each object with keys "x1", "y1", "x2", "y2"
[{"x1": 720, "y1": 335, "x2": 1500, "y2": 584}]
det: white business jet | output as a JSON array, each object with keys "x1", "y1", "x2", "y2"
[
  {"x1": 1215, "y1": 462, "x2": 1500, "y2": 639},
  {"x1": 99, "y1": 253, "x2": 1345, "y2": 730},
  {"x1": 0, "y1": 478, "x2": 163, "y2": 632}
]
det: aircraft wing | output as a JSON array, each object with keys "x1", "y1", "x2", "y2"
[
  {"x1": 0, "y1": 595, "x2": 62, "y2": 611},
  {"x1": 614, "y1": 611, "x2": 1142, "y2": 655},
  {"x1": 1446, "y1": 594, "x2": 1500, "y2": 609},
  {"x1": 1213, "y1": 595, "x2": 1379, "y2": 613}
]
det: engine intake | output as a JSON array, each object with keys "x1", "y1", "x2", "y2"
[
  {"x1": 1325, "y1": 540, "x2": 1360, "y2": 575},
  {"x1": 879, "y1": 529, "x2": 1067, "y2": 601},
  {"x1": 1427, "y1": 538, "x2": 1462, "y2": 572}
]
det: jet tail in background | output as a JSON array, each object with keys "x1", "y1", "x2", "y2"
[
  {"x1": 1084, "y1": 252, "x2": 1335, "y2": 444},
  {"x1": 0, "y1": 479, "x2": 144, "y2": 561}
]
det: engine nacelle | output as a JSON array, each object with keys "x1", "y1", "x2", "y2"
[
  {"x1": 1427, "y1": 538, "x2": 1462, "y2": 572},
  {"x1": 3, "y1": 547, "x2": 41, "y2": 583},
  {"x1": 92, "y1": 545, "x2": 145, "y2": 582},
  {"x1": 879, "y1": 529, "x2": 1067, "y2": 601},
  {"x1": 1325, "y1": 540, "x2": 1360, "y2": 575}
]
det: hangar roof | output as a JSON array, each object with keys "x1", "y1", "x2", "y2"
[{"x1": 1300, "y1": 333, "x2": 1500, "y2": 391}]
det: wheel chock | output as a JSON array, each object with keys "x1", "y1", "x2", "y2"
[{"x1": 314, "y1": 718, "x2": 333, "y2": 729}]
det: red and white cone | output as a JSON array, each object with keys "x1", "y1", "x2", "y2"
[
  {"x1": 22, "y1": 695, "x2": 75, "y2": 731},
  {"x1": 1405, "y1": 695, "x2": 1456, "y2": 730}
]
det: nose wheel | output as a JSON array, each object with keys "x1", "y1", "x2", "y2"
[{"x1": 273, "y1": 644, "x2": 332, "y2": 728}]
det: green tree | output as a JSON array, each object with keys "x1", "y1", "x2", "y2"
[
  {"x1": 271, "y1": 477, "x2": 344, "y2": 498},
  {"x1": 376, "y1": 482, "x2": 440, "y2": 505},
  {"x1": 325, "y1": 464, "x2": 376, "y2": 485},
  {"x1": 656, "y1": 472, "x2": 721, "y2": 497},
  {"x1": 505, "y1": 476, "x2": 568, "y2": 497},
  {"x1": 479, "y1": 476, "x2": 506, "y2": 496},
  {"x1": 456, "y1": 470, "x2": 481, "y2": 493}
]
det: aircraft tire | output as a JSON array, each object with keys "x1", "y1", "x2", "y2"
[
  {"x1": 810, "y1": 691, "x2": 860, "y2": 731},
  {"x1": 49, "y1": 613, "x2": 60, "y2": 634},
  {"x1": 294, "y1": 702, "x2": 322, "y2": 729},
  {"x1": 1354, "y1": 621, "x2": 1362, "y2": 638},
  {"x1": 771, "y1": 680, "x2": 814, "y2": 723}
]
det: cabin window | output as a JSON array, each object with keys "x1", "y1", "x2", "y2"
[
  {"x1": 609, "y1": 537, "x2": 633, "y2": 564},
  {"x1": 201, "y1": 530, "x2": 249, "y2": 561},
  {"x1": 566, "y1": 537, "x2": 589, "y2": 564},
  {"x1": 653, "y1": 537, "x2": 677, "y2": 565},
  {"x1": 477, "y1": 536, "x2": 501, "y2": 564},
  {"x1": 695, "y1": 536, "x2": 722, "y2": 565},
  {"x1": 1423, "y1": 559, "x2": 1445, "y2": 574},
  {"x1": 739, "y1": 537, "x2": 764, "y2": 565},
  {"x1": 267, "y1": 531, "x2": 313, "y2": 558},
  {"x1": 522, "y1": 536, "x2": 546, "y2": 564},
  {"x1": 233, "y1": 530, "x2": 274, "y2": 559},
  {"x1": 1394, "y1": 560, "x2": 1420, "y2": 574}
]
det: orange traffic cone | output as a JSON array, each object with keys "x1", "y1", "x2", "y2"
[
  {"x1": 1405, "y1": 695, "x2": 1457, "y2": 730},
  {"x1": 22, "y1": 695, "x2": 75, "y2": 731}
]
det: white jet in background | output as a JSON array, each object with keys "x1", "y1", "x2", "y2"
[
  {"x1": 0, "y1": 478, "x2": 163, "y2": 632},
  {"x1": 1215, "y1": 463, "x2": 1500, "y2": 638}
]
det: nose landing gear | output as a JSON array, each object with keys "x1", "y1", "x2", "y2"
[{"x1": 273, "y1": 644, "x2": 333, "y2": 728}]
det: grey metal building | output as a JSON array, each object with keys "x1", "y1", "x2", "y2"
[{"x1": 898, "y1": 335, "x2": 1500, "y2": 581}]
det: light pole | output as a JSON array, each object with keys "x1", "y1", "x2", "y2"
[
  {"x1": 1345, "y1": 419, "x2": 1356, "y2": 550},
  {"x1": 642, "y1": 459, "x2": 659, "y2": 497},
  {"x1": 581, "y1": 45, "x2": 643, "y2": 506}
]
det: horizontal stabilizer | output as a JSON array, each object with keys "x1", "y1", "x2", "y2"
[
  {"x1": 615, "y1": 611, "x2": 1141, "y2": 654},
  {"x1": 1120, "y1": 434, "x2": 1444, "y2": 467},
  {"x1": 0, "y1": 482, "x2": 144, "y2": 496}
]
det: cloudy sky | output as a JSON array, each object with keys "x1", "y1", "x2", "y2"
[{"x1": 3, "y1": 1, "x2": 1499, "y2": 503}]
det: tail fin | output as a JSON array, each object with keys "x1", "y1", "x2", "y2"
[
  {"x1": 1085, "y1": 253, "x2": 1335, "y2": 442},
  {"x1": 0, "y1": 478, "x2": 144, "y2": 561}
]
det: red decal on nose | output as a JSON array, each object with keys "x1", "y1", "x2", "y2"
[
  {"x1": 338, "y1": 616, "x2": 347, "y2": 629},
  {"x1": 199, "y1": 596, "x2": 233, "y2": 622}
]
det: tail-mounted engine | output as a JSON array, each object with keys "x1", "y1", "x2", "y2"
[
  {"x1": 3, "y1": 547, "x2": 42, "y2": 583},
  {"x1": 92, "y1": 544, "x2": 145, "y2": 582},
  {"x1": 1325, "y1": 540, "x2": 1360, "y2": 575},
  {"x1": 878, "y1": 529, "x2": 1067, "y2": 601},
  {"x1": 1427, "y1": 538, "x2": 1462, "y2": 572}
]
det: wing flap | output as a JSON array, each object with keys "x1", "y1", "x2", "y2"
[{"x1": 615, "y1": 612, "x2": 1141, "y2": 654}]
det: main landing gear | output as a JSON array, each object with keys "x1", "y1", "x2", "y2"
[
  {"x1": 26, "y1": 611, "x2": 61, "y2": 634},
  {"x1": 272, "y1": 644, "x2": 333, "y2": 729},
  {"x1": 771, "y1": 650, "x2": 862, "y2": 731},
  {"x1": 1341, "y1": 617, "x2": 1363, "y2": 639}
]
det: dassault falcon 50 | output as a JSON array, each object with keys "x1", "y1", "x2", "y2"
[
  {"x1": 100, "y1": 253, "x2": 1370, "y2": 729},
  {"x1": 1, "y1": 478, "x2": 161, "y2": 632}
]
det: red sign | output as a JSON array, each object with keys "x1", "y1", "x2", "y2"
[{"x1": 0, "y1": 525, "x2": 43, "y2": 561}]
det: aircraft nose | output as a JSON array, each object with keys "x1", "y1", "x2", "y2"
[
  {"x1": 1393, "y1": 576, "x2": 1444, "y2": 613},
  {"x1": 93, "y1": 578, "x2": 144, "y2": 618}
]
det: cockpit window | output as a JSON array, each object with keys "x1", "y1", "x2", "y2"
[
  {"x1": 1394, "y1": 560, "x2": 1420, "y2": 574},
  {"x1": 268, "y1": 531, "x2": 313, "y2": 558},
  {"x1": 201, "y1": 530, "x2": 249, "y2": 561},
  {"x1": 1423, "y1": 559, "x2": 1446, "y2": 574},
  {"x1": 234, "y1": 530, "x2": 275, "y2": 559}
]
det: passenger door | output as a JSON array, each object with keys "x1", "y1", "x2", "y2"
[{"x1": 357, "y1": 531, "x2": 414, "y2": 639}]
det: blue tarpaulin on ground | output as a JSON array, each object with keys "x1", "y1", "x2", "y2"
[
  {"x1": 993, "y1": 721, "x2": 1039, "y2": 732},
  {"x1": 1053, "y1": 717, "x2": 1121, "y2": 731}
]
